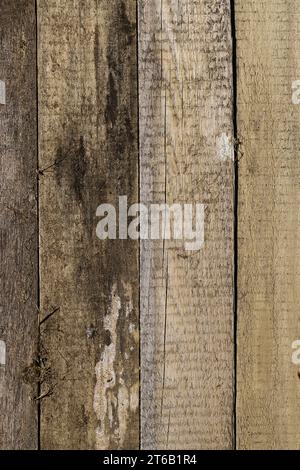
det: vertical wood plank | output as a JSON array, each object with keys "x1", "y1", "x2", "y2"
[
  {"x1": 139, "y1": 0, "x2": 235, "y2": 449},
  {"x1": 236, "y1": 0, "x2": 300, "y2": 449},
  {"x1": 37, "y1": 0, "x2": 139, "y2": 449},
  {"x1": 0, "y1": 0, "x2": 38, "y2": 450}
]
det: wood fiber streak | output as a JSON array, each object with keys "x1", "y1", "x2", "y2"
[
  {"x1": 139, "y1": 0, "x2": 235, "y2": 449},
  {"x1": 38, "y1": 0, "x2": 139, "y2": 449},
  {"x1": 0, "y1": 0, "x2": 38, "y2": 450},
  {"x1": 237, "y1": 0, "x2": 300, "y2": 450}
]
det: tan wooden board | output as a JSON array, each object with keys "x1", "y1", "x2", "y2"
[
  {"x1": 236, "y1": 0, "x2": 300, "y2": 450},
  {"x1": 139, "y1": 0, "x2": 235, "y2": 450}
]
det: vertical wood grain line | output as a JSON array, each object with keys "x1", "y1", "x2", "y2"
[
  {"x1": 35, "y1": 0, "x2": 41, "y2": 450},
  {"x1": 230, "y1": 0, "x2": 238, "y2": 450}
]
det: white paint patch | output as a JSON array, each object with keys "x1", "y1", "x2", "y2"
[
  {"x1": 0, "y1": 81, "x2": 5, "y2": 105},
  {"x1": 130, "y1": 382, "x2": 139, "y2": 412},
  {"x1": 217, "y1": 133, "x2": 234, "y2": 161},
  {"x1": 0, "y1": 340, "x2": 6, "y2": 366},
  {"x1": 93, "y1": 282, "x2": 139, "y2": 449},
  {"x1": 117, "y1": 385, "x2": 130, "y2": 442},
  {"x1": 292, "y1": 80, "x2": 300, "y2": 105},
  {"x1": 124, "y1": 283, "x2": 133, "y2": 318},
  {"x1": 93, "y1": 283, "x2": 120, "y2": 449},
  {"x1": 292, "y1": 339, "x2": 300, "y2": 365}
]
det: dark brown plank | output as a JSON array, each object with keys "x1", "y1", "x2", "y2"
[{"x1": 0, "y1": 0, "x2": 38, "y2": 450}]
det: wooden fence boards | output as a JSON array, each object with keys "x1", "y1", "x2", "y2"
[
  {"x1": 236, "y1": 0, "x2": 300, "y2": 449},
  {"x1": 0, "y1": 0, "x2": 38, "y2": 450},
  {"x1": 2, "y1": 0, "x2": 300, "y2": 451},
  {"x1": 37, "y1": 0, "x2": 139, "y2": 449},
  {"x1": 139, "y1": 0, "x2": 235, "y2": 449}
]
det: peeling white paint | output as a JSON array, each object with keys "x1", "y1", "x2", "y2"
[
  {"x1": 217, "y1": 133, "x2": 234, "y2": 161},
  {"x1": 123, "y1": 283, "x2": 133, "y2": 318},
  {"x1": 93, "y1": 283, "x2": 120, "y2": 449},
  {"x1": 93, "y1": 282, "x2": 139, "y2": 449},
  {"x1": 117, "y1": 385, "x2": 130, "y2": 444},
  {"x1": 0, "y1": 81, "x2": 5, "y2": 105},
  {"x1": 130, "y1": 382, "x2": 139, "y2": 412},
  {"x1": 0, "y1": 340, "x2": 6, "y2": 366}
]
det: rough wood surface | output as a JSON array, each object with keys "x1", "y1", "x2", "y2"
[
  {"x1": 0, "y1": 0, "x2": 38, "y2": 450},
  {"x1": 37, "y1": 0, "x2": 139, "y2": 449},
  {"x1": 139, "y1": 0, "x2": 235, "y2": 449},
  {"x1": 236, "y1": 0, "x2": 300, "y2": 450}
]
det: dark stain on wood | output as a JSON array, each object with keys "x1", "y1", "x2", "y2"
[{"x1": 38, "y1": 0, "x2": 139, "y2": 449}]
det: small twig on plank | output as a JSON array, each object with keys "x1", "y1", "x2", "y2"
[
  {"x1": 39, "y1": 307, "x2": 60, "y2": 326},
  {"x1": 34, "y1": 384, "x2": 57, "y2": 401},
  {"x1": 37, "y1": 157, "x2": 67, "y2": 177}
]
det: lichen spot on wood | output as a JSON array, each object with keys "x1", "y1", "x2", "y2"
[{"x1": 217, "y1": 132, "x2": 234, "y2": 161}]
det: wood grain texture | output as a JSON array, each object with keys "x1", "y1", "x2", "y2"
[
  {"x1": 37, "y1": 0, "x2": 139, "y2": 449},
  {"x1": 139, "y1": 0, "x2": 235, "y2": 449},
  {"x1": 0, "y1": 0, "x2": 38, "y2": 450},
  {"x1": 236, "y1": 0, "x2": 300, "y2": 450}
]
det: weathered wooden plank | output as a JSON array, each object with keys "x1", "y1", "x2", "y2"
[
  {"x1": 37, "y1": 0, "x2": 139, "y2": 449},
  {"x1": 236, "y1": 0, "x2": 300, "y2": 449},
  {"x1": 139, "y1": 0, "x2": 235, "y2": 449},
  {"x1": 0, "y1": 0, "x2": 38, "y2": 450}
]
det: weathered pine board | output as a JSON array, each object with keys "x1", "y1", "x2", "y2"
[
  {"x1": 139, "y1": 0, "x2": 235, "y2": 449},
  {"x1": 37, "y1": 0, "x2": 139, "y2": 449},
  {"x1": 236, "y1": 0, "x2": 300, "y2": 449},
  {"x1": 0, "y1": 0, "x2": 38, "y2": 450}
]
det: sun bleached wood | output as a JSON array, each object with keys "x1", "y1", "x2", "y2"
[
  {"x1": 37, "y1": 0, "x2": 139, "y2": 449},
  {"x1": 236, "y1": 0, "x2": 300, "y2": 450},
  {"x1": 139, "y1": 0, "x2": 235, "y2": 449}
]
